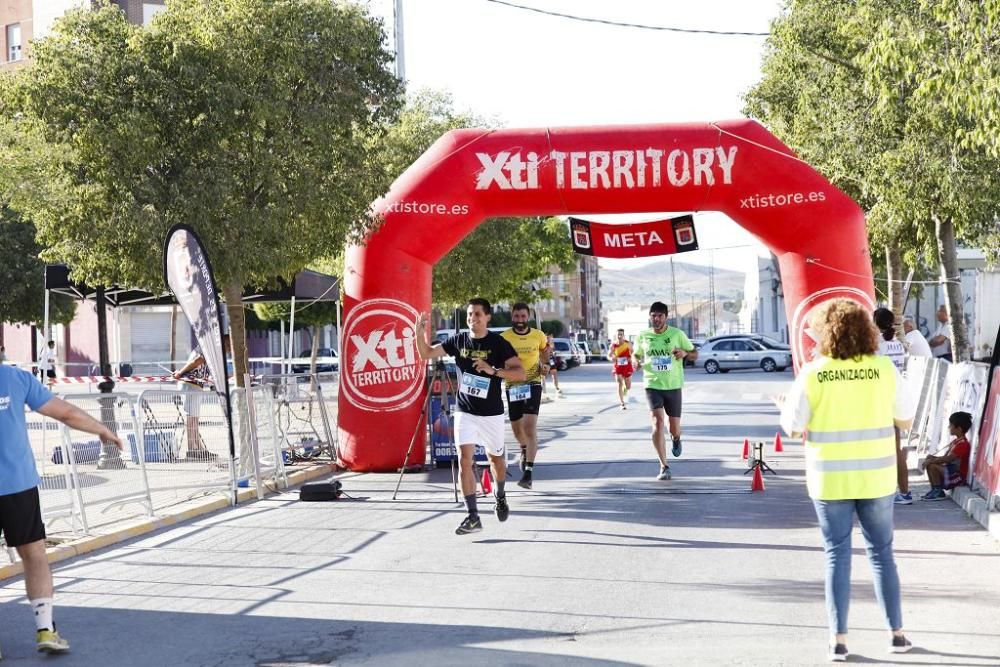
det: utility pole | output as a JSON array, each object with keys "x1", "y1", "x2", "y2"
[
  {"x1": 708, "y1": 251, "x2": 717, "y2": 334},
  {"x1": 393, "y1": 0, "x2": 406, "y2": 81},
  {"x1": 669, "y1": 257, "x2": 678, "y2": 328}
]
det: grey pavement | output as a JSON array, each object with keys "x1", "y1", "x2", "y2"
[{"x1": 2, "y1": 363, "x2": 999, "y2": 666}]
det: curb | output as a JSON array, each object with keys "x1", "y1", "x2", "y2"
[
  {"x1": 950, "y1": 486, "x2": 1000, "y2": 543},
  {"x1": 0, "y1": 463, "x2": 338, "y2": 582}
]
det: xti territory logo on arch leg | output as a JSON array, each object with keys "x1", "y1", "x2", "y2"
[
  {"x1": 341, "y1": 299, "x2": 425, "y2": 412},
  {"x1": 790, "y1": 287, "x2": 875, "y2": 370}
]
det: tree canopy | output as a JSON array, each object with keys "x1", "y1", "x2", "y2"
[
  {"x1": 0, "y1": 0, "x2": 402, "y2": 379},
  {"x1": 0, "y1": 209, "x2": 76, "y2": 328},
  {"x1": 744, "y1": 0, "x2": 1000, "y2": 359}
]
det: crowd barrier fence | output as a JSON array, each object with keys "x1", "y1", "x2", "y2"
[{"x1": 4, "y1": 373, "x2": 339, "y2": 555}]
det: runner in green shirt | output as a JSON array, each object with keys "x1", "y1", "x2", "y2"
[{"x1": 632, "y1": 301, "x2": 697, "y2": 480}]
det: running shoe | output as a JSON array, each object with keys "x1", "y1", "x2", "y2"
[
  {"x1": 894, "y1": 491, "x2": 913, "y2": 505},
  {"x1": 921, "y1": 489, "x2": 947, "y2": 501},
  {"x1": 36, "y1": 629, "x2": 70, "y2": 653},
  {"x1": 495, "y1": 496, "x2": 509, "y2": 522},
  {"x1": 828, "y1": 643, "x2": 848, "y2": 662},
  {"x1": 517, "y1": 472, "x2": 532, "y2": 490},
  {"x1": 671, "y1": 437, "x2": 682, "y2": 457},
  {"x1": 455, "y1": 514, "x2": 482, "y2": 535},
  {"x1": 656, "y1": 465, "x2": 672, "y2": 481},
  {"x1": 889, "y1": 635, "x2": 912, "y2": 654},
  {"x1": 620, "y1": 402, "x2": 627, "y2": 410}
]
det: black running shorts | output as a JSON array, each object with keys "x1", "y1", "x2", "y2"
[
  {"x1": 0, "y1": 486, "x2": 46, "y2": 548},
  {"x1": 645, "y1": 388, "x2": 682, "y2": 418},
  {"x1": 506, "y1": 384, "x2": 542, "y2": 422}
]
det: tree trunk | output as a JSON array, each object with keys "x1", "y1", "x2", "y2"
[
  {"x1": 169, "y1": 304, "x2": 178, "y2": 372},
  {"x1": 934, "y1": 215, "x2": 970, "y2": 362},
  {"x1": 885, "y1": 245, "x2": 905, "y2": 342},
  {"x1": 96, "y1": 286, "x2": 111, "y2": 376},
  {"x1": 223, "y1": 282, "x2": 249, "y2": 387},
  {"x1": 310, "y1": 325, "x2": 320, "y2": 373}
]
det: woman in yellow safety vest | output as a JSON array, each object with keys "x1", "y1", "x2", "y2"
[{"x1": 778, "y1": 299, "x2": 917, "y2": 662}]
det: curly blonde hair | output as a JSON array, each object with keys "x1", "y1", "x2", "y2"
[{"x1": 810, "y1": 298, "x2": 879, "y2": 360}]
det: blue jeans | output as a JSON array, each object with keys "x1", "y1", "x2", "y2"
[{"x1": 812, "y1": 494, "x2": 902, "y2": 635}]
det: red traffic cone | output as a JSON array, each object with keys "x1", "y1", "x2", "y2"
[
  {"x1": 742, "y1": 438, "x2": 750, "y2": 460},
  {"x1": 774, "y1": 432, "x2": 784, "y2": 453},
  {"x1": 480, "y1": 467, "x2": 492, "y2": 494},
  {"x1": 751, "y1": 465, "x2": 765, "y2": 492}
]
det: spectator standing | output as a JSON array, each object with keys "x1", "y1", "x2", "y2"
[
  {"x1": 778, "y1": 298, "x2": 916, "y2": 661},
  {"x1": 928, "y1": 305, "x2": 953, "y2": 362},
  {"x1": 1, "y1": 364, "x2": 123, "y2": 654},
  {"x1": 37, "y1": 341, "x2": 56, "y2": 385},
  {"x1": 901, "y1": 317, "x2": 932, "y2": 358}
]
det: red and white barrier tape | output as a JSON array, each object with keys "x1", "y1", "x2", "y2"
[{"x1": 50, "y1": 375, "x2": 211, "y2": 385}]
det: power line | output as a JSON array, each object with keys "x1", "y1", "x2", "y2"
[{"x1": 485, "y1": 0, "x2": 771, "y2": 37}]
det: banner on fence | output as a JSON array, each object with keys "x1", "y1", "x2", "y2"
[{"x1": 973, "y1": 367, "x2": 1000, "y2": 503}]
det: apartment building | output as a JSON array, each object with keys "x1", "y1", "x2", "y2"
[
  {"x1": 1, "y1": 0, "x2": 164, "y2": 70},
  {"x1": 534, "y1": 256, "x2": 604, "y2": 341}
]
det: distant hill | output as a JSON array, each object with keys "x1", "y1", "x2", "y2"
[{"x1": 600, "y1": 260, "x2": 745, "y2": 312}]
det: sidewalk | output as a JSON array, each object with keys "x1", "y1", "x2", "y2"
[{"x1": 2, "y1": 366, "x2": 999, "y2": 665}]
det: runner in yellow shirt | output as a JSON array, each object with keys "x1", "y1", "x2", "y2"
[{"x1": 501, "y1": 303, "x2": 550, "y2": 489}]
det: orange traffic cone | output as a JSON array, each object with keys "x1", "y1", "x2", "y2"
[
  {"x1": 774, "y1": 432, "x2": 784, "y2": 453},
  {"x1": 742, "y1": 438, "x2": 750, "y2": 460},
  {"x1": 480, "y1": 467, "x2": 492, "y2": 495},
  {"x1": 751, "y1": 465, "x2": 765, "y2": 492}
]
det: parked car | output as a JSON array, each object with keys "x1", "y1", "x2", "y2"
[
  {"x1": 291, "y1": 348, "x2": 339, "y2": 374},
  {"x1": 706, "y1": 333, "x2": 790, "y2": 351},
  {"x1": 551, "y1": 338, "x2": 579, "y2": 369},
  {"x1": 698, "y1": 337, "x2": 791, "y2": 374},
  {"x1": 570, "y1": 342, "x2": 587, "y2": 366},
  {"x1": 684, "y1": 338, "x2": 705, "y2": 368}
]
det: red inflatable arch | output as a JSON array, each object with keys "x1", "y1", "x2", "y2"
[{"x1": 338, "y1": 120, "x2": 874, "y2": 471}]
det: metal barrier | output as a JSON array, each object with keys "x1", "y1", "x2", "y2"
[
  {"x1": 133, "y1": 389, "x2": 236, "y2": 508},
  {"x1": 256, "y1": 372, "x2": 338, "y2": 463},
  {"x1": 905, "y1": 356, "x2": 993, "y2": 494},
  {"x1": 25, "y1": 389, "x2": 278, "y2": 535}
]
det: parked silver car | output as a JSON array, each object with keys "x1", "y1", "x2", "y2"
[{"x1": 699, "y1": 337, "x2": 791, "y2": 373}]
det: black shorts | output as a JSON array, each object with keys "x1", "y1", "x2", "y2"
[
  {"x1": 0, "y1": 486, "x2": 46, "y2": 547},
  {"x1": 645, "y1": 388, "x2": 682, "y2": 418},
  {"x1": 507, "y1": 384, "x2": 542, "y2": 422}
]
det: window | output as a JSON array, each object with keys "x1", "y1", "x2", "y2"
[
  {"x1": 6, "y1": 23, "x2": 22, "y2": 62},
  {"x1": 713, "y1": 341, "x2": 734, "y2": 351}
]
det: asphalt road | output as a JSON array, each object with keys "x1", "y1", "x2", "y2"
[{"x1": 2, "y1": 362, "x2": 999, "y2": 666}]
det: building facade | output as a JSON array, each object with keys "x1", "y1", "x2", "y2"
[
  {"x1": 534, "y1": 256, "x2": 604, "y2": 342},
  {"x1": 2, "y1": 0, "x2": 165, "y2": 72}
]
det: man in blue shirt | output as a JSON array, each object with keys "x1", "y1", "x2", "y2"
[{"x1": 1, "y1": 365, "x2": 122, "y2": 655}]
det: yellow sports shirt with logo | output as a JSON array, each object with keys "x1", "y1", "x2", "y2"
[{"x1": 501, "y1": 327, "x2": 548, "y2": 385}]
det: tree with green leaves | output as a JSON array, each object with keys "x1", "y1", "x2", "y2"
[
  {"x1": 745, "y1": 0, "x2": 999, "y2": 360},
  {"x1": 0, "y1": 0, "x2": 401, "y2": 382},
  {"x1": 0, "y1": 210, "x2": 76, "y2": 331},
  {"x1": 379, "y1": 91, "x2": 578, "y2": 309}
]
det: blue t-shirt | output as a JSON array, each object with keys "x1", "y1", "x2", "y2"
[{"x1": 0, "y1": 365, "x2": 54, "y2": 495}]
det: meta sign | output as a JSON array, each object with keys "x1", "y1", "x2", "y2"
[{"x1": 569, "y1": 215, "x2": 699, "y2": 259}]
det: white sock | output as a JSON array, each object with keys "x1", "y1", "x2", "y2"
[{"x1": 31, "y1": 597, "x2": 54, "y2": 631}]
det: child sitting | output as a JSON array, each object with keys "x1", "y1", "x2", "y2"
[{"x1": 921, "y1": 411, "x2": 973, "y2": 501}]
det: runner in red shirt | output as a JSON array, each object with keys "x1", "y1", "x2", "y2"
[
  {"x1": 608, "y1": 329, "x2": 634, "y2": 410},
  {"x1": 921, "y1": 411, "x2": 973, "y2": 501}
]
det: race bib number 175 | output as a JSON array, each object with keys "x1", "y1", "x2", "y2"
[{"x1": 650, "y1": 356, "x2": 673, "y2": 372}]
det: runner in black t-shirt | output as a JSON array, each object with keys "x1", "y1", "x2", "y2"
[{"x1": 417, "y1": 298, "x2": 525, "y2": 535}]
